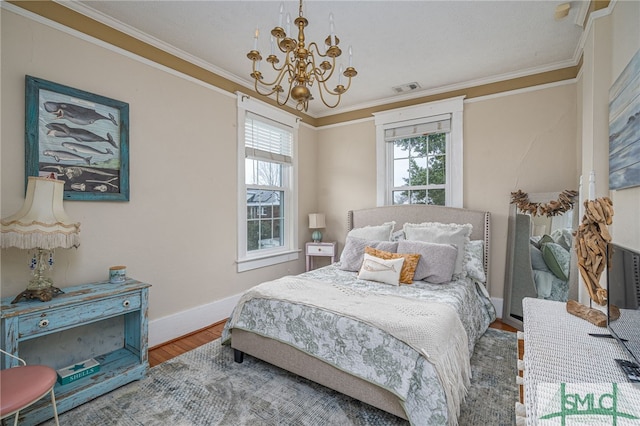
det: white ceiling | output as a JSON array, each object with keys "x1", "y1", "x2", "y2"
[{"x1": 65, "y1": 1, "x2": 589, "y2": 117}]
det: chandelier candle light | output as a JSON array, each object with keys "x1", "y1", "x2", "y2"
[
  {"x1": 247, "y1": 0, "x2": 357, "y2": 112},
  {"x1": 1, "y1": 176, "x2": 80, "y2": 303}
]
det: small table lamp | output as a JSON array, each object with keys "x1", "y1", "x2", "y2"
[
  {"x1": 1, "y1": 176, "x2": 80, "y2": 303},
  {"x1": 308, "y1": 213, "x2": 326, "y2": 243}
]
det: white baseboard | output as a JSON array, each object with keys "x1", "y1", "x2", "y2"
[
  {"x1": 148, "y1": 293, "x2": 241, "y2": 347},
  {"x1": 491, "y1": 297, "x2": 504, "y2": 319}
]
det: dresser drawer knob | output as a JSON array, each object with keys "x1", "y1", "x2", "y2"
[
  {"x1": 123, "y1": 300, "x2": 131, "y2": 308},
  {"x1": 38, "y1": 319, "x2": 50, "y2": 328}
]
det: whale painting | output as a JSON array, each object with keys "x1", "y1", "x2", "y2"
[
  {"x1": 43, "y1": 102, "x2": 118, "y2": 126},
  {"x1": 609, "y1": 49, "x2": 640, "y2": 191},
  {"x1": 25, "y1": 75, "x2": 129, "y2": 201}
]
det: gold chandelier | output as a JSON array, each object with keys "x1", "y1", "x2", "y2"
[{"x1": 247, "y1": 0, "x2": 357, "y2": 112}]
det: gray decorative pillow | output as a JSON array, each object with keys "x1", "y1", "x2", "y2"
[
  {"x1": 530, "y1": 246, "x2": 551, "y2": 272},
  {"x1": 397, "y1": 240, "x2": 458, "y2": 284},
  {"x1": 529, "y1": 235, "x2": 542, "y2": 249},
  {"x1": 403, "y1": 222, "x2": 472, "y2": 277},
  {"x1": 464, "y1": 240, "x2": 486, "y2": 283},
  {"x1": 338, "y1": 236, "x2": 398, "y2": 272},
  {"x1": 542, "y1": 242, "x2": 570, "y2": 281},
  {"x1": 347, "y1": 221, "x2": 396, "y2": 241}
]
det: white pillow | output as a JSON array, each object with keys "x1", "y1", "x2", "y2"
[
  {"x1": 391, "y1": 229, "x2": 405, "y2": 241},
  {"x1": 347, "y1": 221, "x2": 395, "y2": 241},
  {"x1": 357, "y1": 253, "x2": 404, "y2": 286},
  {"x1": 403, "y1": 222, "x2": 473, "y2": 277}
]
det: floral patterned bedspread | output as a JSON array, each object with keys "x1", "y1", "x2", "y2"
[{"x1": 222, "y1": 264, "x2": 496, "y2": 426}]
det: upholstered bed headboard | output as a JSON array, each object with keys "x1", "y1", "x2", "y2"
[{"x1": 347, "y1": 204, "x2": 491, "y2": 285}]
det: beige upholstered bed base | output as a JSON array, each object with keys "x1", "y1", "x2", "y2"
[
  {"x1": 231, "y1": 205, "x2": 491, "y2": 420},
  {"x1": 232, "y1": 329, "x2": 408, "y2": 419}
]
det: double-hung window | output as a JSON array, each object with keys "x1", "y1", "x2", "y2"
[
  {"x1": 374, "y1": 97, "x2": 464, "y2": 207},
  {"x1": 237, "y1": 94, "x2": 299, "y2": 272}
]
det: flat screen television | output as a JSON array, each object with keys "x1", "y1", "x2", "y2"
[{"x1": 607, "y1": 243, "x2": 640, "y2": 368}]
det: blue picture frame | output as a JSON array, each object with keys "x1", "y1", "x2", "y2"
[
  {"x1": 25, "y1": 75, "x2": 129, "y2": 201},
  {"x1": 609, "y1": 49, "x2": 640, "y2": 191}
]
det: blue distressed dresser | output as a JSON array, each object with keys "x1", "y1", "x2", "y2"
[{"x1": 0, "y1": 279, "x2": 150, "y2": 425}]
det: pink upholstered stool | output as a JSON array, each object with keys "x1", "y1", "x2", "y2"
[{"x1": 0, "y1": 350, "x2": 59, "y2": 426}]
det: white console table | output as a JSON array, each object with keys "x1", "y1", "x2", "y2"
[{"x1": 522, "y1": 298, "x2": 639, "y2": 425}]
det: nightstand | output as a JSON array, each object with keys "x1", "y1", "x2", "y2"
[{"x1": 305, "y1": 241, "x2": 338, "y2": 271}]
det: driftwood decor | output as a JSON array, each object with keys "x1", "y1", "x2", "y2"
[
  {"x1": 574, "y1": 197, "x2": 614, "y2": 306},
  {"x1": 510, "y1": 189, "x2": 578, "y2": 217},
  {"x1": 566, "y1": 299, "x2": 619, "y2": 327}
]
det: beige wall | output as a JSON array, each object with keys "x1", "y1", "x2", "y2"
[
  {"x1": 465, "y1": 84, "x2": 578, "y2": 298},
  {"x1": 317, "y1": 84, "x2": 578, "y2": 299},
  {"x1": 316, "y1": 120, "x2": 378, "y2": 242},
  {"x1": 0, "y1": 11, "x2": 315, "y2": 336}
]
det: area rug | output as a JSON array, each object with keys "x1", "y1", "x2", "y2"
[{"x1": 40, "y1": 328, "x2": 516, "y2": 426}]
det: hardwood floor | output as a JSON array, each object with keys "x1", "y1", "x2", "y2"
[
  {"x1": 149, "y1": 320, "x2": 227, "y2": 367},
  {"x1": 148, "y1": 318, "x2": 518, "y2": 367},
  {"x1": 489, "y1": 319, "x2": 518, "y2": 333}
]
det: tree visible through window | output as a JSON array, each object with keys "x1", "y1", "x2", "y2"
[
  {"x1": 375, "y1": 97, "x2": 464, "y2": 208},
  {"x1": 391, "y1": 132, "x2": 447, "y2": 205}
]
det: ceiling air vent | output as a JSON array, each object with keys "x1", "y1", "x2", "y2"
[{"x1": 392, "y1": 82, "x2": 421, "y2": 94}]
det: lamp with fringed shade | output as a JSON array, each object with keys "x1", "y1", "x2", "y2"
[{"x1": 1, "y1": 176, "x2": 80, "y2": 303}]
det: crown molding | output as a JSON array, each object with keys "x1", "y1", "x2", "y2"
[
  {"x1": 6, "y1": 0, "x2": 311, "y2": 123},
  {"x1": 58, "y1": 0, "x2": 250, "y2": 90},
  {"x1": 573, "y1": 0, "x2": 615, "y2": 65},
  {"x1": 315, "y1": 58, "x2": 579, "y2": 119},
  {"x1": 6, "y1": 0, "x2": 601, "y2": 128}
]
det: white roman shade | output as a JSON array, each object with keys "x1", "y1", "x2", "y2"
[
  {"x1": 383, "y1": 115, "x2": 451, "y2": 141},
  {"x1": 245, "y1": 112, "x2": 293, "y2": 164}
]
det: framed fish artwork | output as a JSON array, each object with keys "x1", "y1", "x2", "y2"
[{"x1": 25, "y1": 75, "x2": 130, "y2": 201}]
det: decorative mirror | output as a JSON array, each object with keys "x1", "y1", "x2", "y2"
[{"x1": 502, "y1": 190, "x2": 579, "y2": 330}]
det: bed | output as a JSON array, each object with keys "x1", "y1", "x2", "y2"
[{"x1": 222, "y1": 205, "x2": 496, "y2": 425}]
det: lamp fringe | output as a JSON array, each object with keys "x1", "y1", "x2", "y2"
[{"x1": 1, "y1": 231, "x2": 80, "y2": 249}]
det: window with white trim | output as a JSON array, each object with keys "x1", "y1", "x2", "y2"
[
  {"x1": 237, "y1": 94, "x2": 299, "y2": 272},
  {"x1": 374, "y1": 97, "x2": 464, "y2": 207}
]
